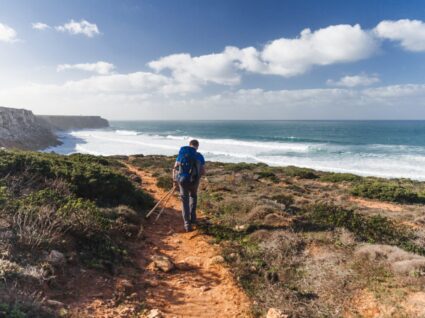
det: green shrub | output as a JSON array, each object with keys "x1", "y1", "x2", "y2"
[
  {"x1": 282, "y1": 166, "x2": 318, "y2": 179},
  {"x1": 156, "y1": 174, "x2": 174, "y2": 190},
  {"x1": 58, "y1": 198, "x2": 109, "y2": 236},
  {"x1": 257, "y1": 170, "x2": 280, "y2": 183},
  {"x1": 270, "y1": 194, "x2": 294, "y2": 207},
  {"x1": 351, "y1": 180, "x2": 425, "y2": 204},
  {"x1": 224, "y1": 162, "x2": 258, "y2": 172},
  {"x1": 0, "y1": 150, "x2": 151, "y2": 208},
  {"x1": 320, "y1": 173, "x2": 362, "y2": 183},
  {"x1": 304, "y1": 204, "x2": 425, "y2": 255}
]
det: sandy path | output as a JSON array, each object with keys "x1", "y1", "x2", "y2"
[{"x1": 127, "y1": 165, "x2": 252, "y2": 318}]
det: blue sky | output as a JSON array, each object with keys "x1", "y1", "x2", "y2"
[{"x1": 1, "y1": 0, "x2": 425, "y2": 119}]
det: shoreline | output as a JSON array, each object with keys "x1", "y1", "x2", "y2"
[{"x1": 44, "y1": 127, "x2": 425, "y2": 182}]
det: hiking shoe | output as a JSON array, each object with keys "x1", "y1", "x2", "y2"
[{"x1": 184, "y1": 225, "x2": 193, "y2": 232}]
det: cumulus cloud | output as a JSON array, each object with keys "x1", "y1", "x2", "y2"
[
  {"x1": 0, "y1": 22, "x2": 17, "y2": 42},
  {"x1": 374, "y1": 19, "x2": 425, "y2": 52},
  {"x1": 55, "y1": 19, "x2": 100, "y2": 37},
  {"x1": 32, "y1": 22, "x2": 50, "y2": 30},
  {"x1": 148, "y1": 23, "x2": 378, "y2": 88},
  {"x1": 148, "y1": 48, "x2": 243, "y2": 89},
  {"x1": 57, "y1": 61, "x2": 116, "y2": 75},
  {"x1": 327, "y1": 74, "x2": 380, "y2": 87},
  {"x1": 260, "y1": 24, "x2": 378, "y2": 76}
]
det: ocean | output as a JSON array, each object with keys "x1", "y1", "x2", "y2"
[{"x1": 45, "y1": 120, "x2": 425, "y2": 180}]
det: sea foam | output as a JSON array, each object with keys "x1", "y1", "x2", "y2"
[{"x1": 45, "y1": 128, "x2": 425, "y2": 180}]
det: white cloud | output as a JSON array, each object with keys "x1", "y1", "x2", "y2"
[
  {"x1": 32, "y1": 22, "x2": 50, "y2": 30},
  {"x1": 148, "y1": 23, "x2": 378, "y2": 88},
  {"x1": 374, "y1": 19, "x2": 425, "y2": 52},
  {"x1": 0, "y1": 22, "x2": 17, "y2": 43},
  {"x1": 60, "y1": 71, "x2": 172, "y2": 93},
  {"x1": 55, "y1": 19, "x2": 100, "y2": 37},
  {"x1": 148, "y1": 48, "x2": 242, "y2": 89},
  {"x1": 327, "y1": 74, "x2": 380, "y2": 87},
  {"x1": 57, "y1": 61, "x2": 116, "y2": 75},
  {"x1": 260, "y1": 24, "x2": 378, "y2": 76}
]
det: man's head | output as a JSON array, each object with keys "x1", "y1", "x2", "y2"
[{"x1": 189, "y1": 139, "x2": 199, "y2": 150}]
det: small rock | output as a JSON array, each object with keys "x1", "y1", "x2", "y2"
[
  {"x1": 47, "y1": 250, "x2": 65, "y2": 266},
  {"x1": 234, "y1": 224, "x2": 248, "y2": 232},
  {"x1": 146, "y1": 262, "x2": 157, "y2": 272},
  {"x1": 208, "y1": 255, "x2": 225, "y2": 266},
  {"x1": 249, "y1": 265, "x2": 257, "y2": 272},
  {"x1": 146, "y1": 308, "x2": 163, "y2": 318},
  {"x1": 151, "y1": 255, "x2": 174, "y2": 273},
  {"x1": 175, "y1": 262, "x2": 192, "y2": 271},
  {"x1": 266, "y1": 308, "x2": 288, "y2": 318},
  {"x1": 183, "y1": 256, "x2": 202, "y2": 267},
  {"x1": 199, "y1": 286, "x2": 211, "y2": 292},
  {"x1": 227, "y1": 252, "x2": 238, "y2": 260}
]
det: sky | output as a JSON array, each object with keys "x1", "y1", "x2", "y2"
[{"x1": 1, "y1": 0, "x2": 425, "y2": 120}]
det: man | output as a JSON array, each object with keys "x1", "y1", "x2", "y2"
[{"x1": 173, "y1": 139, "x2": 206, "y2": 232}]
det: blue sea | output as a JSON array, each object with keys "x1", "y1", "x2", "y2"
[{"x1": 45, "y1": 120, "x2": 425, "y2": 180}]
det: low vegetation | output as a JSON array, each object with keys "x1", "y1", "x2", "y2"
[
  {"x1": 132, "y1": 156, "x2": 425, "y2": 317},
  {"x1": 4, "y1": 151, "x2": 425, "y2": 317},
  {"x1": 319, "y1": 172, "x2": 361, "y2": 183},
  {"x1": 351, "y1": 179, "x2": 425, "y2": 204},
  {"x1": 0, "y1": 150, "x2": 153, "y2": 316}
]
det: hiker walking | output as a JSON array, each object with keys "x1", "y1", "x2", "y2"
[{"x1": 173, "y1": 139, "x2": 206, "y2": 232}]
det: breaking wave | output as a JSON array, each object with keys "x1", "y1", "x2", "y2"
[{"x1": 44, "y1": 128, "x2": 425, "y2": 181}]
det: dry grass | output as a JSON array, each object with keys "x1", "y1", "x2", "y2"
[
  {"x1": 355, "y1": 244, "x2": 425, "y2": 276},
  {"x1": 12, "y1": 205, "x2": 66, "y2": 249},
  {"x1": 131, "y1": 156, "x2": 425, "y2": 317}
]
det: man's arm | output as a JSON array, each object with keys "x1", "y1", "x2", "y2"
[{"x1": 173, "y1": 161, "x2": 180, "y2": 181}]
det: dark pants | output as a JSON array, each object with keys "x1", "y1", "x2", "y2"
[{"x1": 178, "y1": 181, "x2": 199, "y2": 229}]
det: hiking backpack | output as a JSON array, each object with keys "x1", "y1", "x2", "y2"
[{"x1": 177, "y1": 146, "x2": 199, "y2": 184}]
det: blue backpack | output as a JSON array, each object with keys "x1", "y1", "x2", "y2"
[{"x1": 177, "y1": 146, "x2": 199, "y2": 184}]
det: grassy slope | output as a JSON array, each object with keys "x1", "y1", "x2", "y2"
[
  {"x1": 0, "y1": 151, "x2": 153, "y2": 317},
  {"x1": 130, "y1": 156, "x2": 425, "y2": 317}
]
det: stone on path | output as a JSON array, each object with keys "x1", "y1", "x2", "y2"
[
  {"x1": 151, "y1": 255, "x2": 174, "y2": 272},
  {"x1": 208, "y1": 255, "x2": 225, "y2": 266},
  {"x1": 266, "y1": 308, "x2": 288, "y2": 318},
  {"x1": 146, "y1": 308, "x2": 163, "y2": 318}
]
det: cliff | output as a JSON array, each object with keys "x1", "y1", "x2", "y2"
[
  {"x1": 0, "y1": 106, "x2": 110, "y2": 150},
  {"x1": 38, "y1": 115, "x2": 109, "y2": 131},
  {"x1": 0, "y1": 106, "x2": 60, "y2": 150}
]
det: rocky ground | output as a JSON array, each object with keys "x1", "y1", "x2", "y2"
[{"x1": 128, "y1": 155, "x2": 425, "y2": 318}]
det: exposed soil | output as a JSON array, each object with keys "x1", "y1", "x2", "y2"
[
  {"x1": 349, "y1": 197, "x2": 404, "y2": 212},
  {"x1": 127, "y1": 165, "x2": 252, "y2": 318},
  {"x1": 69, "y1": 165, "x2": 252, "y2": 317}
]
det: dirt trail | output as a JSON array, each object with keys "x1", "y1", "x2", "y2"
[{"x1": 127, "y1": 165, "x2": 252, "y2": 318}]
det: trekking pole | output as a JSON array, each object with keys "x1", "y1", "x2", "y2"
[
  {"x1": 145, "y1": 186, "x2": 175, "y2": 219},
  {"x1": 154, "y1": 186, "x2": 176, "y2": 222}
]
